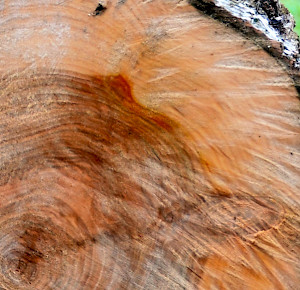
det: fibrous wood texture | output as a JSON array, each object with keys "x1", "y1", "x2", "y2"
[{"x1": 0, "y1": 0, "x2": 299, "y2": 289}]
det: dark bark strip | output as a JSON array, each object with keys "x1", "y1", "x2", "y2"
[{"x1": 189, "y1": 0, "x2": 300, "y2": 88}]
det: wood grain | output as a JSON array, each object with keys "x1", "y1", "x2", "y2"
[{"x1": 0, "y1": 0, "x2": 299, "y2": 289}]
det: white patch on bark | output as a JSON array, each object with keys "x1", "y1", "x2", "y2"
[{"x1": 214, "y1": 0, "x2": 300, "y2": 67}]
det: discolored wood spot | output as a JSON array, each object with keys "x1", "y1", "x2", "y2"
[{"x1": 90, "y1": 2, "x2": 107, "y2": 16}]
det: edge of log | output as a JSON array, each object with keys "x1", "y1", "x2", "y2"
[{"x1": 189, "y1": 0, "x2": 300, "y2": 92}]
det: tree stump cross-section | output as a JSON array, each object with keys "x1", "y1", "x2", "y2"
[{"x1": 0, "y1": 0, "x2": 299, "y2": 289}]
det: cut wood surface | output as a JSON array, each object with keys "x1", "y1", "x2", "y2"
[{"x1": 0, "y1": 0, "x2": 299, "y2": 289}]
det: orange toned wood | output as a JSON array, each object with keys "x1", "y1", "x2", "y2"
[{"x1": 0, "y1": 0, "x2": 299, "y2": 289}]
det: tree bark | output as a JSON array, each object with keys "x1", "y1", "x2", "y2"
[{"x1": 0, "y1": 0, "x2": 299, "y2": 289}]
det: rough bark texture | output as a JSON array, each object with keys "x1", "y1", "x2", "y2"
[
  {"x1": 190, "y1": 0, "x2": 300, "y2": 84},
  {"x1": 0, "y1": 0, "x2": 299, "y2": 289}
]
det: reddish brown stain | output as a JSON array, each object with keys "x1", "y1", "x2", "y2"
[{"x1": 96, "y1": 73, "x2": 177, "y2": 132}]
